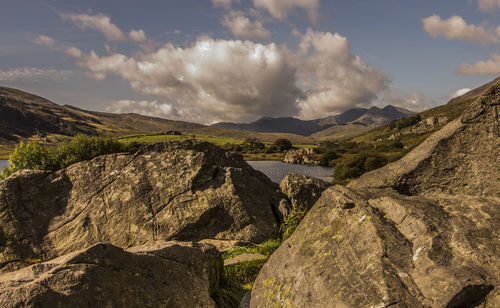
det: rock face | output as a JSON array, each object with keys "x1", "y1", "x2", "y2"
[
  {"x1": 389, "y1": 116, "x2": 448, "y2": 140},
  {"x1": 279, "y1": 173, "x2": 329, "y2": 214},
  {"x1": 0, "y1": 241, "x2": 222, "y2": 307},
  {"x1": 251, "y1": 186, "x2": 500, "y2": 307},
  {"x1": 250, "y1": 79, "x2": 500, "y2": 307},
  {"x1": 0, "y1": 141, "x2": 282, "y2": 272},
  {"x1": 350, "y1": 80, "x2": 500, "y2": 198},
  {"x1": 282, "y1": 148, "x2": 320, "y2": 165}
]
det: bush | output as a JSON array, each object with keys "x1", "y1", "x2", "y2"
[
  {"x1": 0, "y1": 135, "x2": 127, "y2": 180},
  {"x1": 390, "y1": 114, "x2": 421, "y2": 130},
  {"x1": 334, "y1": 153, "x2": 388, "y2": 180},
  {"x1": 319, "y1": 150, "x2": 340, "y2": 166},
  {"x1": 280, "y1": 208, "x2": 306, "y2": 241},
  {"x1": 272, "y1": 139, "x2": 293, "y2": 152}
]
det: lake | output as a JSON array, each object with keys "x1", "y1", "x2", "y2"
[
  {"x1": 0, "y1": 160, "x2": 8, "y2": 169},
  {"x1": 0, "y1": 159, "x2": 333, "y2": 183},
  {"x1": 247, "y1": 161, "x2": 334, "y2": 183}
]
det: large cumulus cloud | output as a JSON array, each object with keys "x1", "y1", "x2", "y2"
[
  {"x1": 78, "y1": 38, "x2": 303, "y2": 123},
  {"x1": 295, "y1": 29, "x2": 389, "y2": 119}
]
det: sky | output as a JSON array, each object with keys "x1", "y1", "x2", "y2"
[{"x1": 0, "y1": 0, "x2": 499, "y2": 124}]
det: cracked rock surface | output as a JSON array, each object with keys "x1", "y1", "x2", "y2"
[
  {"x1": 250, "y1": 79, "x2": 500, "y2": 307},
  {"x1": 0, "y1": 141, "x2": 281, "y2": 273},
  {"x1": 0, "y1": 241, "x2": 222, "y2": 307}
]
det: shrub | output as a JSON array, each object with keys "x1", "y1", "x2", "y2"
[
  {"x1": 0, "y1": 135, "x2": 126, "y2": 180},
  {"x1": 272, "y1": 139, "x2": 293, "y2": 152},
  {"x1": 334, "y1": 153, "x2": 388, "y2": 180},
  {"x1": 280, "y1": 208, "x2": 306, "y2": 241},
  {"x1": 390, "y1": 114, "x2": 421, "y2": 130},
  {"x1": 319, "y1": 150, "x2": 340, "y2": 166}
]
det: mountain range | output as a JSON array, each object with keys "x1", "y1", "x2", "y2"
[{"x1": 212, "y1": 105, "x2": 414, "y2": 136}]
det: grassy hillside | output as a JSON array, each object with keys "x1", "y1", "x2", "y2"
[{"x1": 318, "y1": 77, "x2": 495, "y2": 183}]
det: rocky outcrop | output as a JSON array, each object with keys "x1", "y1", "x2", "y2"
[
  {"x1": 282, "y1": 148, "x2": 320, "y2": 165},
  {"x1": 250, "y1": 186, "x2": 500, "y2": 307},
  {"x1": 0, "y1": 141, "x2": 282, "y2": 273},
  {"x1": 279, "y1": 173, "x2": 329, "y2": 214},
  {"x1": 350, "y1": 79, "x2": 500, "y2": 198},
  {"x1": 389, "y1": 116, "x2": 448, "y2": 139},
  {"x1": 0, "y1": 241, "x2": 222, "y2": 307},
  {"x1": 250, "y1": 79, "x2": 500, "y2": 307}
]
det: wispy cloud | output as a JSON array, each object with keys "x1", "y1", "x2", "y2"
[
  {"x1": 0, "y1": 67, "x2": 73, "y2": 82},
  {"x1": 253, "y1": 0, "x2": 320, "y2": 23},
  {"x1": 58, "y1": 12, "x2": 148, "y2": 42},
  {"x1": 222, "y1": 11, "x2": 271, "y2": 39},
  {"x1": 478, "y1": 0, "x2": 500, "y2": 12}
]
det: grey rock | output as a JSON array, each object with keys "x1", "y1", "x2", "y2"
[
  {"x1": 250, "y1": 186, "x2": 500, "y2": 307},
  {"x1": 0, "y1": 141, "x2": 281, "y2": 272},
  {"x1": 0, "y1": 241, "x2": 222, "y2": 307},
  {"x1": 282, "y1": 148, "x2": 320, "y2": 165},
  {"x1": 349, "y1": 79, "x2": 500, "y2": 198},
  {"x1": 279, "y1": 173, "x2": 329, "y2": 214}
]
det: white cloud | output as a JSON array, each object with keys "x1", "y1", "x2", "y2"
[
  {"x1": 33, "y1": 35, "x2": 55, "y2": 47},
  {"x1": 59, "y1": 12, "x2": 126, "y2": 41},
  {"x1": 0, "y1": 67, "x2": 73, "y2": 81},
  {"x1": 422, "y1": 15, "x2": 499, "y2": 45},
  {"x1": 456, "y1": 53, "x2": 500, "y2": 75},
  {"x1": 105, "y1": 100, "x2": 175, "y2": 118},
  {"x1": 222, "y1": 11, "x2": 271, "y2": 39},
  {"x1": 449, "y1": 88, "x2": 471, "y2": 99},
  {"x1": 295, "y1": 29, "x2": 389, "y2": 119},
  {"x1": 253, "y1": 0, "x2": 319, "y2": 22},
  {"x1": 478, "y1": 0, "x2": 500, "y2": 11},
  {"x1": 59, "y1": 12, "x2": 148, "y2": 42},
  {"x1": 65, "y1": 46, "x2": 82, "y2": 58},
  {"x1": 212, "y1": 0, "x2": 236, "y2": 9},
  {"x1": 129, "y1": 29, "x2": 147, "y2": 42},
  {"x1": 77, "y1": 38, "x2": 302, "y2": 123},
  {"x1": 380, "y1": 92, "x2": 434, "y2": 112}
]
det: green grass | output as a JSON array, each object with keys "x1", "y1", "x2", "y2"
[
  {"x1": 115, "y1": 133, "x2": 245, "y2": 147},
  {"x1": 222, "y1": 238, "x2": 281, "y2": 260}
]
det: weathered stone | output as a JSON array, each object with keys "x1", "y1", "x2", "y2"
[
  {"x1": 389, "y1": 116, "x2": 448, "y2": 140},
  {"x1": 0, "y1": 141, "x2": 281, "y2": 272},
  {"x1": 282, "y1": 148, "x2": 320, "y2": 165},
  {"x1": 250, "y1": 186, "x2": 500, "y2": 307},
  {"x1": 0, "y1": 241, "x2": 222, "y2": 307},
  {"x1": 350, "y1": 79, "x2": 500, "y2": 198},
  {"x1": 279, "y1": 173, "x2": 329, "y2": 214}
]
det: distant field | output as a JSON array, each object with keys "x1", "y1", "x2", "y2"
[{"x1": 115, "y1": 133, "x2": 245, "y2": 147}]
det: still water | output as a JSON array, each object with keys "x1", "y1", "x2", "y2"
[
  {"x1": 0, "y1": 160, "x2": 8, "y2": 169},
  {"x1": 247, "y1": 161, "x2": 334, "y2": 183},
  {"x1": 0, "y1": 159, "x2": 333, "y2": 183}
]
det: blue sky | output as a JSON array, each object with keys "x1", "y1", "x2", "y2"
[{"x1": 0, "y1": 0, "x2": 499, "y2": 123}]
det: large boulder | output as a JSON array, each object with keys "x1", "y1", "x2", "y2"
[
  {"x1": 282, "y1": 148, "x2": 320, "y2": 165},
  {"x1": 0, "y1": 241, "x2": 222, "y2": 307},
  {"x1": 250, "y1": 186, "x2": 500, "y2": 307},
  {"x1": 279, "y1": 173, "x2": 329, "y2": 213},
  {"x1": 349, "y1": 80, "x2": 500, "y2": 197},
  {"x1": 0, "y1": 141, "x2": 281, "y2": 273}
]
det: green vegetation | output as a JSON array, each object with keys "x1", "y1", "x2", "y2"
[
  {"x1": 389, "y1": 114, "x2": 421, "y2": 130},
  {"x1": 1, "y1": 135, "x2": 128, "y2": 180},
  {"x1": 334, "y1": 153, "x2": 388, "y2": 180},
  {"x1": 222, "y1": 239, "x2": 281, "y2": 260},
  {"x1": 280, "y1": 209, "x2": 306, "y2": 241}
]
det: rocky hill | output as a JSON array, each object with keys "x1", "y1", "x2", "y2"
[
  {"x1": 212, "y1": 105, "x2": 414, "y2": 136},
  {"x1": 0, "y1": 86, "x2": 204, "y2": 144},
  {"x1": 249, "y1": 78, "x2": 500, "y2": 306}
]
